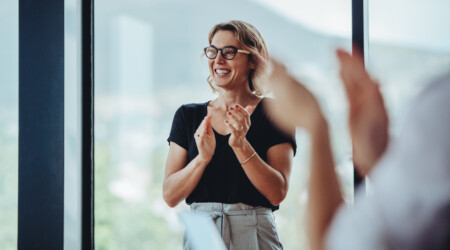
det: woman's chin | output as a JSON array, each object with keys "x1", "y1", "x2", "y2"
[{"x1": 214, "y1": 80, "x2": 230, "y2": 88}]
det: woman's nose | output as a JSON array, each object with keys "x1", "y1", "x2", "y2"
[{"x1": 215, "y1": 51, "x2": 225, "y2": 63}]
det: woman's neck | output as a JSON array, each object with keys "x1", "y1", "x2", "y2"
[{"x1": 213, "y1": 88, "x2": 260, "y2": 112}]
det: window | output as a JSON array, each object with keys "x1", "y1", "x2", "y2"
[
  {"x1": 368, "y1": 0, "x2": 450, "y2": 136},
  {"x1": 65, "y1": 0, "x2": 82, "y2": 249},
  {"x1": 0, "y1": 1, "x2": 18, "y2": 249},
  {"x1": 95, "y1": 1, "x2": 351, "y2": 249}
]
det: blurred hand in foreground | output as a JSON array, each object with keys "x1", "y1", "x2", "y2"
[
  {"x1": 264, "y1": 59, "x2": 325, "y2": 134},
  {"x1": 337, "y1": 48, "x2": 389, "y2": 176},
  {"x1": 265, "y1": 49, "x2": 389, "y2": 176}
]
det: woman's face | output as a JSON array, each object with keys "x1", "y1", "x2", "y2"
[{"x1": 208, "y1": 30, "x2": 255, "y2": 91}]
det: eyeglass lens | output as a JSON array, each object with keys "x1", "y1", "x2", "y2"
[{"x1": 205, "y1": 47, "x2": 237, "y2": 60}]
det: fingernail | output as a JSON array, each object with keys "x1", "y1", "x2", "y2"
[
  {"x1": 235, "y1": 104, "x2": 239, "y2": 108},
  {"x1": 227, "y1": 112, "x2": 231, "y2": 115},
  {"x1": 225, "y1": 120, "x2": 228, "y2": 123},
  {"x1": 229, "y1": 107, "x2": 234, "y2": 110}
]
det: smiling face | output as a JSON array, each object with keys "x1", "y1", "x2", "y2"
[{"x1": 208, "y1": 30, "x2": 255, "y2": 91}]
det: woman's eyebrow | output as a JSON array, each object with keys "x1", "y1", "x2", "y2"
[{"x1": 210, "y1": 44, "x2": 236, "y2": 48}]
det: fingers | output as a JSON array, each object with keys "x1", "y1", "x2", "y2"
[
  {"x1": 337, "y1": 48, "x2": 373, "y2": 107},
  {"x1": 372, "y1": 83, "x2": 388, "y2": 120},
  {"x1": 337, "y1": 47, "x2": 373, "y2": 87},
  {"x1": 204, "y1": 115, "x2": 213, "y2": 135},
  {"x1": 268, "y1": 59, "x2": 291, "y2": 95},
  {"x1": 373, "y1": 83, "x2": 385, "y2": 104},
  {"x1": 351, "y1": 45, "x2": 365, "y2": 64},
  {"x1": 337, "y1": 49, "x2": 359, "y2": 94},
  {"x1": 225, "y1": 120, "x2": 238, "y2": 135},
  {"x1": 226, "y1": 105, "x2": 250, "y2": 131},
  {"x1": 269, "y1": 58, "x2": 289, "y2": 76},
  {"x1": 195, "y1": 115, "x2": 211, "y2": 139},
  {"x1": 233, "y1": 104, "x2": 251, "y2": 124},
  {"x1": 226, "y1": 113, "x2": 245, "y2": 132},
  {"x1": 268, "y1": 58, "x2": 288, "y2": 79}
]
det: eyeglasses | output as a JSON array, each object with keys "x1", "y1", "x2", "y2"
[{"x1": 204, "y1": 46, "x2": 250, "y2": 60}]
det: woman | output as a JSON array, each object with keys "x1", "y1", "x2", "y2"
[{"x1": 163, "y1": 20, "x2": 296, "y2": 249}]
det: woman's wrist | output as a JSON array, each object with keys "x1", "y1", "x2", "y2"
[
  {"x1": 231, "y1": 139, "x2": 256, "y2": 164},
  {"x1": 240, "y1": 151, "x2": 257, "y2": 165},
  {"x1": 195, "y1": 154, "x2": 211, "y2": 167},
  {"x1": 230, "y1": 138, "x2": 251, "y2": 152}
]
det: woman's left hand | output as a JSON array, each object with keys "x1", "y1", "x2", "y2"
[{"x1": 225, "y1": 104, "x2": 252, "y2": 148}]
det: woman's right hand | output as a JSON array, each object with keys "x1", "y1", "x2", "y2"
[
  {"x1": 163, "y1": 115, "x2": 215, "y2": 207},
  {"x1": 194, "y1": 115, "x2": 216, "y2": 162}
]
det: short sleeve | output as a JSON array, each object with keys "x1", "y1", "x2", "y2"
[
  {"x1": 167, "y1": 105, "x2": 188, "y2": 149},
  {"x1": 264, "y1": 117, "x2": 297, "y2": 156}
]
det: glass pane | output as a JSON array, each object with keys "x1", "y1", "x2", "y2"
[
  {"x1": 64, "y1": 0, "x2": 82, "y2": 249},
  {"x1": 368, "y1": 0, "x2": 450, "y2": 134},
  {"x1": 95, "y1": 0, "x2": 351, "y2": 249},
  {"x1": 0, "y1": 1, "x2": 18, "y2": 249}
]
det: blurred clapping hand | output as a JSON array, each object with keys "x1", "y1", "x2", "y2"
[
  {"x1": 336, "y1": 48, "x2": 389, "y2": 176},
  {"x1": 264, "y1": 48, "x2": 389, "y2": 176},
  {"x1": 264, "y1": 58, "x2": 326, "y2": 135}
]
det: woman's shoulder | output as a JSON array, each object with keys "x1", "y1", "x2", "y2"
[
  {"x1": 253, "y1": 97, "x2": 274, "y2": 118},
  {"x1": 175, "y1": 101, "x2": 210, "y2": 117},
  {"x1": 183, "y1": 101, "x2": 209, "y2": 107}
]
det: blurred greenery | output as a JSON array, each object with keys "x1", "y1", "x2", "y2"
[
  {"x1": 95, "y1": 141, "x2": 183, "y2": 250},
  {"x1": 0, "y1": 120, "x2": 18, "y2": 250},
  {"x1": 0, "y1": 0, "x2": 18, "y2": 247}
]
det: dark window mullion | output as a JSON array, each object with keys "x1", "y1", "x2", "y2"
[
  {"x1": 82, "y1": 0, "x2": 95, "y2": 249},
  {"x1": 352, "y1": 0, "x2": 366, "y2": 190},
  {"x1": 18, "y1": 0, "x2": 65, "y2": 249}
]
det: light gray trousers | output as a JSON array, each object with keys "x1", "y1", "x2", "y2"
[{"x1": 183, "y1": 202, "x2": 283, "y2": 250}]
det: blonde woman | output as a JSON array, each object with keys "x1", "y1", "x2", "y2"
[{"x1": 163, "y1": 20, "x2": 296, "y2": 249}]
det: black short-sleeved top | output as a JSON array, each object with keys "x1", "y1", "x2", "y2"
[{"x1": 167, "y1": 98, "x2": 297, "y2": 211}]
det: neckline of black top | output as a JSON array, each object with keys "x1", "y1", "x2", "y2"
[{"x1": 203, "y1": 98, "x2": 265, "y2": 137}]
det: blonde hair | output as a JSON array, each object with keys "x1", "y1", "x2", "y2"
[{"x1": 206, "y1": 20, "x2": 269, "y2": 96}]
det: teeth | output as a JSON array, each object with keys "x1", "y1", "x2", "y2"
[{"x1": 215, "y1": 69, "x2": 230, "y2": 75}]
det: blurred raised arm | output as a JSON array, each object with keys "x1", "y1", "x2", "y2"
[
  {"x1": 266, "y1": 60, "x2": 343, "y2": 250},
  {"x1": 337, "y1": 48, "x2": 389, "y2": 176}
]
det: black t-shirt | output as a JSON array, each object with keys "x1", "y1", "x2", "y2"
[{"x1": 167, "y1": 98, "x2": 297, "y2": 211}]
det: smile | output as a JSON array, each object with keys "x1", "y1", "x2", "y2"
[{"x1": 215, "y1": 69, "x2": 231, "y2": 76}]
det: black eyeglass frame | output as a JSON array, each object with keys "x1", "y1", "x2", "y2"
[{"x1": 204, "y1": 45, "x2": 250, "y2": 60}]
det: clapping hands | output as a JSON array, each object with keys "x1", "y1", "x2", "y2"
[
  {"x1": 225, "y1": 105, "x2": 252, "y2": 148},
  {"x1": 194, "y1": 115, "x2": 216, "y2": 162}
]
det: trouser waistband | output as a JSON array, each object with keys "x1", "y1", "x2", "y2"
[{"x1": 190, "y1": 202, "x2": 272, "y2": 216}]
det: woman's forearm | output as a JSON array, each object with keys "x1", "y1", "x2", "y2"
[
  {"x1": 307, "y1": 119, "x2": 343, "y2": 250},
  {"x1": 232, "y1": 142, "x2": 292, "y2": 206},
  {"x1": 163, "y1": 156, "x2": 209, "y2": 207}
]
